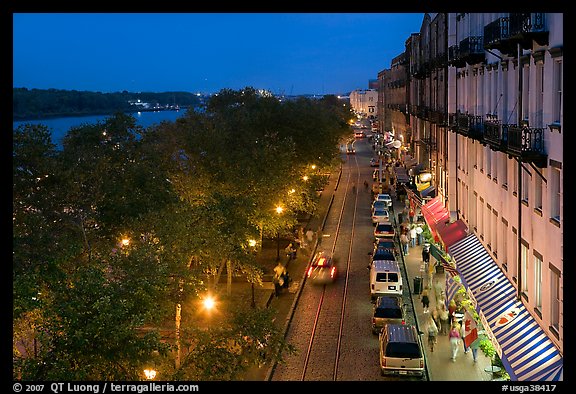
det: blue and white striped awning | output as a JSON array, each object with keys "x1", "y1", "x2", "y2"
[{"x1": 448, "y1": 234, "x2": 563, "y2": 381}]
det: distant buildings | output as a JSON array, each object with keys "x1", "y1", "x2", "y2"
[
  {"x1": 349, "y1": 89, "x2": 378, "y2": 118},
  {"x1": 375, "y1": 12, "x2": 563, "y2": 381}
]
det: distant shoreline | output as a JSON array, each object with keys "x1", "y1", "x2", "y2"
[{"x1": 13, "y1": 106, "x2": 191, "y2": 122}]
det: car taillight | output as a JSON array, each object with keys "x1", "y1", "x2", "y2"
[
  {"x1": 307, "y1": 267, "x2": 313, "y2": 277},
  {"x1": 401, "y1": 319, "x2": 405, "y2": 325},
  {"x1": 420, "y1": 360, "x2": 424, "y2": 368}
]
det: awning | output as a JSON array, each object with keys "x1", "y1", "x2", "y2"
[
  {"x1": 436, "y1": 219, "x2": 468, "y2": 248},
  {"x1": 448, "y1": 234, "x2": 563, "y2": 381},
  {"x1": 421, "y1": 196, "x2": 450, "y2": 242}
]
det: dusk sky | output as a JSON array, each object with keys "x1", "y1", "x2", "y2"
[{"x1": 13, "y1": 13, "x2": 425, "y2": 96}]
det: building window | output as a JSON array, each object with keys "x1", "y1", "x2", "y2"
[
  {"x1": 510, "y1": 228, "x2": 518, "y2": 281},
  {"x1": 492, "y1": 209, "x2": 498, "y2": 256},
  {"x1": 478, "y1": 198, "x2": 484, "y2": 238},
  {"x1": 534, "y1": 168, "x2": 543, "y2": 211},
  {"x1": 522, "y1": 64, "x2": 530, "y2": 120},
  {"x1": 535, "y1": 62, "x2": 544, "y2": 127},
  {"x1": 501, "y1": 153, "x2": 508, "y2": 187},
  {"x1": 486, "y1": 148, "x2": 492, "y2": 177},
  {"x1": 550, "y1": 166, "x2": 561, "y2": 222},
  {"x1": 553, "y1": 60, "x2": 562, "y2": 124},
  {"x1": 549, "y1": 264, "x2": 561, "y2": 332},
  {"x1": 522, "y1": 167, "x2": 530, "y2": 203},
  {"x1": 501, "y1": 219, "x2": 508, "y2": 270},
  {"x1": 521, "y1": 242, "x2": 529, "y2": 295},
  {"x1": 485, "y1": 204, "x2": 492, "y2": 247},
  {"x1": 479, "y1": 144, "x2": 484, "y2": 172},
  {"x1": 512, "y1": 160, "x2": 518, "y2": 194},
  {"x1": 534, "y1": 252, "x2": 543, "y2": 311}
]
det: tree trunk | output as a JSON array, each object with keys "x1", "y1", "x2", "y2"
[
  {"x1": 226, "y1": 260, "x2": 232, "y2": 296},
  {"x1": 213, "y1": 258, "x2": 227, "y2": 290}
]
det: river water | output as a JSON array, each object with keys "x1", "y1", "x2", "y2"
[{"x1": 13, "y1": 110, "x2": 190, "y2": 148}]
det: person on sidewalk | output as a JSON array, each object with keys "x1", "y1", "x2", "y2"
[
  {"x1": 306, "y1": 228, "x2": 314, "y2": 246},
  {"x1": 426, "y1": 315, "x2": 439, "y2": 352},
  {"x1": 285, "y1": 243, "x2": 297, "y2": 260},
  {"x1": 449, "y1": 323, "x2": 461, "y2": 362},
  {"x1": 469, "y1": 338, "x2": 481, "y2": 363},
  {"x1": 400, "y1": 232, "x2": 409, "y2": 256},
  {"x1": 409, "y1": 225, "x2": 417, "y2": 248},
  {"x1": 431, "y1": 309, "x2": 442, "y2": 335},
  {"x1": 421, "y1": 289, "x2": 430, "y2": 313},
  {"x1": 438, "y1": 303, "x2": 450, "y2": 335},
  {"x1": 409, "y1": 207, "x2": 415, "y2": 224},
  {"x1": 422, "y1": 244, "x2": 430, "y2": 263}
]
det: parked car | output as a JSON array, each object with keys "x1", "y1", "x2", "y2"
[
  {"x1": 374, "y1": 221, "x2": 395, "y2": 239},
  {"x1": 374, "y1": 193, "x2": 393, "y2": 208},
  {"x1": 372, "y1": 208, "x2": 390, "y2": 224},
  {"x1": 379, "y1": 324, "x2": 425, "y2": 377},
  {"x1": 373, "y1": 239, "x2": 399, "y2": 256},
  {"x1": 372, "y1": 295, "x2": 406, "y2": 334},
  {"x1": 307, "y1": 251, "x2": 337, "y2": 285},
  {"x1": 371, "y1": 245, "x2": 396, "y2": 263},
  {"x1": 346, "y1": 144, "x2": 356, "y2": 154},
  {"x1": 371, "y1": 200, "x2": 388, "y2": 213}
]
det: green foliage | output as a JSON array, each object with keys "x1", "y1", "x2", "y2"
[
  {"x1": 13, "y1": 87, "x2": 202, "y2": 120},
  {"x1": 13, "y1": 87, "x2": 344, "y2": 380}
]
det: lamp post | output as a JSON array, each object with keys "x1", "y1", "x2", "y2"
[{"x1": 275, "y1": 205, "x2": 284, "y2": 261}]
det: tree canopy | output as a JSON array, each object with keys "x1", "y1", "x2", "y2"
[{"x1": 13, "y1": 88, "x2": 353, "y2": 380}]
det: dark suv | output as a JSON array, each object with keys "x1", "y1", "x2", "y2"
[{"x1": 371, "y1": 295, "x2": 406, "y2": 334}]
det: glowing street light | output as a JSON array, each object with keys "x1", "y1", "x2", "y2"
[
  {"x1": 143, "y1": 369, "x2": 157, "y2": 380},
  {"x1": 302, "y1": 175, "x2": 309, "y2": 181},
  {"x1": 275, "y1": 205, "x2": 284, "y2": 261},
  {"x1": 121, "y1": 238, "x2": 130, "y2": 247},
  {"x1": 248, "y1": 239, "x2": 257, "y2": 247},
  {"x1": 202, "y1": 294, "x2": 216, "y2": 311}
]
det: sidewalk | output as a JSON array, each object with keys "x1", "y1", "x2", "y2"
[
  {"x1": 238, "y1": 168, "x2": 340, "y2": 381},
  {"x1": 401, "y1": 232, "x2": 494, "y2": 381}
]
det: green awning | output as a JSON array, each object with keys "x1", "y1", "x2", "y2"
[{"x1": 429, "y1": 242, "x2": 444, "y2": 261}]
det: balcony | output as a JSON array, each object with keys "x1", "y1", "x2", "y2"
[
  {"x1": 459, "y1": 36, "x2": 485, "y2": 66},
  {"x1": 507, "y1": 124, "x2": 547, "y2": 167},
  {"x1": 448, "y1": 45, "x2": 466, "y2": 68},
  {"x1": 483, "y1": 17, "x2": 516, "y2": 56},
  {"x1": 484, "y1": 118, "x2": 503, "y2": 149},
  {"x1": 509, "y1": 13, "x2": 549, "y2": 49},
  {"x1": 468, "y1": 115, "x2": 485, "y2": 142}
]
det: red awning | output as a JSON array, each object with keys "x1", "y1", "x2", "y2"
[
  {"x1": 436, "y1": 219, "x2": 469, "y2": 248},
  {"x1": 421, "y1": 196, "x2": 450, "y2": 242}
]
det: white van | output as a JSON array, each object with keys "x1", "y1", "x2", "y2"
[
  {"x1": 370, "y1": 260, "x2": 403, "y2": 300},
  {"x1": 379, "y1": 324, "x2": 425, "y2": 377}
]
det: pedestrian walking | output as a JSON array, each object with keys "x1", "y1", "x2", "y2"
[
  {"x1": 273, "y1": 262, "x2": 287, "y2": 297},
  {"x1": 409, "y1": 225, "x2": 417, "y2": 248},
  {"x1": 285, "y1": 243, "x2": 297, "y2": 259},
  {"x1": 448, "y1": 299, "x2": 457, "y2": 326},
  {"x1": 400, "y1": 232, "x2": 409, "y2": 255},
  {"x1": 427, "y1": 316, "x2": 439, "y2": 352},
  {"x1": 409, "y1": 208, "x2": 415, "y2": 224},
  {"x1": 438, "y1": 303, "x2": 450, "y2": 335},
  {"x1": 421, "y1": 289, "x2": 430, "y2": 313},
  {"x1": 422, "y1": 245, "x2": 430, "y2": 263},
  {"x1": 449, "y1": 323, "x2": 461, "y2": 361},
  {"x1": 432, "y1": 309, "x2": 441, "y2": 335},
  {"x1": 306, "y1": 228, "x2": 314, "y2": 244},
  {"x1": 416, "y1": 225, "x2": 423, "y2": 245},
  {"x1": 470, "y1": 338, "x2": 481, "y2": 363}
]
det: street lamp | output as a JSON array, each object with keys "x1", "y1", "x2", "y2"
[
  {"x1": 143, "y1": 369, "x2": 157, "y2": 380},
  {"x1": 275, "y1": 205, "x2": 284, "y2": 261}
]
